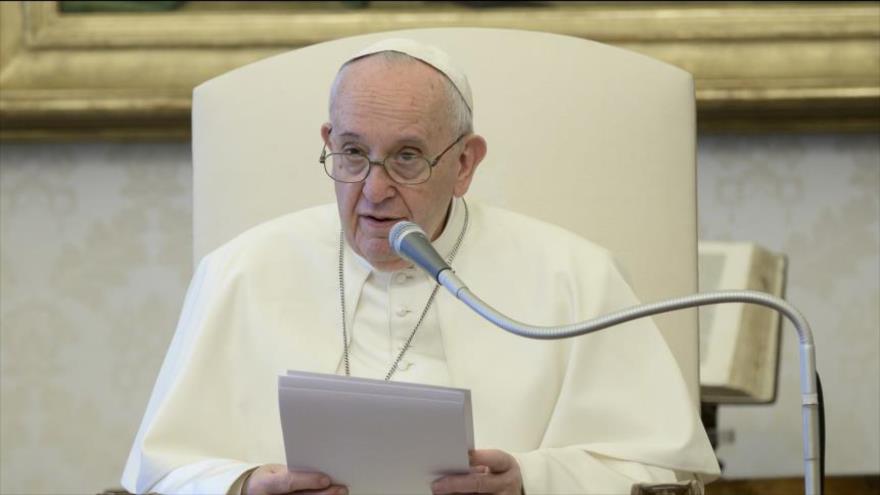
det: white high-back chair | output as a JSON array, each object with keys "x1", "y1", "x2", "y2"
[{"x1": 192, "y1": 28, "x2": 700, "y2": 406}]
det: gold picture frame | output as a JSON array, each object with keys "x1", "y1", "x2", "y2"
[{"x1": 1, "y1": 1, "x2": 878, "y2": 140}]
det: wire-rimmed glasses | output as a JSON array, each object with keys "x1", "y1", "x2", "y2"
[{"x1": 320, "y1": 132, "x2": 467, "y2": 185}]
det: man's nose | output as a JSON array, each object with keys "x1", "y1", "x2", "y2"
[{"x1": 361, "y1": 161, "x2": 397, "y2": 203}]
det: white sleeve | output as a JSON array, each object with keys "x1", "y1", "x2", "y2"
[
  {"x1": 120, "y1": 255, "x2": 260, "y2": 494},
  {"x1": 513, "y1": 449, "x2": 681, "y2": 494},
  {"x1": 511, "y1": 254, "x2": 718, "y2": 494},
  {"x1": 148, "y1": 460, "x2": 256, "y2": 495}
]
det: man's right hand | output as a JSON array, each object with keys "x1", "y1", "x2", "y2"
[{"x1": 244, "y1": 464, "x2": 347, "y2": 495}]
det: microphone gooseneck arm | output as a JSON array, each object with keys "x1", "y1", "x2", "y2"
[
  {"x1": 445, "y1": 274, "x2": 821, "y2": 495},
  {"x1": 389, "y1": 221, "x2": 821, "y2": 495}
]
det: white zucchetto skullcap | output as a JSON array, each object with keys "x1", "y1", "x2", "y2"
[{"x1": 347, "y1": 38, "x2": 473, "y2": 112}]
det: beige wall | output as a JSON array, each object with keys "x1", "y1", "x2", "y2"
[
  {"x1": 1, "y1": 134, "x2": 878, "y2": 493},
  {"x1": 698, "y1": 134, "x2": 880, "y2": 478},
  {"x1": 0, "y1": 143, "x2": 192, "y2": 493}
]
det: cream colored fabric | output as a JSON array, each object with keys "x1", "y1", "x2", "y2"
[
  {"x1": 191, "y1": 28, "x2": 701, "y2": 402},
  {"x1": 337, "y1": 197, "x2": 468, "y2": 383},
  {"x1": 121, "y1": 200, "x2": 718, "y2": 494},
  {"x1": 338, "y1": 263, "x2": 454, "y2": 383}
]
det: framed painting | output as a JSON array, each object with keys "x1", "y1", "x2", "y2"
[{"x1": 1, "y1": 1, "x2": 877, "y2": 140}]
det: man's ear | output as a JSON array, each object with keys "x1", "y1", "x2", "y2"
[
  {"x1": 320, "y1": 123, "x2": 332, "y2": 145},
  {"x1": 453, "y1": 134, "x2": 488, "y2": 197}
]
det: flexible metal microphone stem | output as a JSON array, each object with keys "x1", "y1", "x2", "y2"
[{"x1": 390, "y1": 221, "x2": 821, "y2": 495}]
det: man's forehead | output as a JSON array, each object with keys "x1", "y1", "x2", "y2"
[
  {"x1": 330, "y1": 129, "x2": 430, "y2": 148},
  {"x1": 340, "y1": 55, "x2": 445, "y2": 89},
  {"x1": 330, "y1": 125, "x2": 433, "y2": 148},
  {"x1": 341, "y1": 38, "x2": 473, "y2": 113},
  {"x1": 331, "y1": 66, "x2": 447, "y2": 137}
]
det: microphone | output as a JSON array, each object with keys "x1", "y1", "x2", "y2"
[
  {"x1": 388, "y1": 224, "x2": 823, "y2": 495},
  {"x1": 389, "y1": 221, "x2": 450, "y2": 279},
  {"x1": 389, "y1": 221, "x2": 469, "y2": 296}
]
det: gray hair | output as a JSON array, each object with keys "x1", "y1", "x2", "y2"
[{"x1": 329, "y1": 51, "x2": 473, "y2": 137}]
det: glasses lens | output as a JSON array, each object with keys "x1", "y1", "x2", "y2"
[
  {"x1": 388, "y1": 152, "x2": 431, "y2": 184},
  {"x1": 326, "y1": 153, "x2": 368, "y2": 182}
]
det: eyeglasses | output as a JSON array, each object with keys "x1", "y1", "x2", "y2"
[{"x1": 320, "y1": 131, "x2": 467, "y2": 185}]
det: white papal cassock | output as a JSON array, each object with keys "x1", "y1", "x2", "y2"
[{"x1": 122, "y1": 197, "x2": 720, "y2": 494}]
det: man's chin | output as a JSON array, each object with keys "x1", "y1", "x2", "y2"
[
  {"x1": 371, "y1": 259, "x2": 410, "y2": 272},
  {"x1": 356, "y1": 243, "x2": 407, "y2": 271}
]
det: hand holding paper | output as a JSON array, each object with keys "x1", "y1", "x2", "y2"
[
  {"x1": 278, "y1": 370, "x2": 474, "y2": 495},
  {"x1": 431, "y1": 450, "x2": 523, "y2": 495},
  {"x1": 244, "y1": 464, "x2": 346, "y2": 495}
]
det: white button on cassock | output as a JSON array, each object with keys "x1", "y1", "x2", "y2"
[{"x1": 395, "y1": 307, "x2": 410, "y2": 317}]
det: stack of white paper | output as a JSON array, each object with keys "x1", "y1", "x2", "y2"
[{"x1": 278, "y1": 370, "x2": 474, "y2": 494}]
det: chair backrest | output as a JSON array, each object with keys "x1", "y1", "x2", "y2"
[{"x1": 192, "y1": 28, "x2": 700, "y2": 405}]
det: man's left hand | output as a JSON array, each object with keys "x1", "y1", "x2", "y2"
[{"x1": 431, "y1": 449, "x2": 523, "y2": 495}]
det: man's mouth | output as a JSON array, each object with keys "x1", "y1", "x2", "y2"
[{"x1": 359, "y1": 214, "x2": 404, "y2": 227}]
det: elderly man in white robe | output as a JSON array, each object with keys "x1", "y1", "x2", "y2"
[{"x1": 122, "y1": 39, "x2": 719, "y2": 495}]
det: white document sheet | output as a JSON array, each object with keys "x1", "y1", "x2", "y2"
[{"x1": 278, "y1": 370, "x2": 473, "y2": 495}]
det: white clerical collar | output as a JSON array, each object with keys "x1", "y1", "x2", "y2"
[{"x1": 346, "y1": 196, "x2": 466, "y2": 277}]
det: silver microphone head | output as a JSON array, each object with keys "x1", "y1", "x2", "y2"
[{"x1": 389, "y1": 221, "x2": 426, "y2": 255}]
